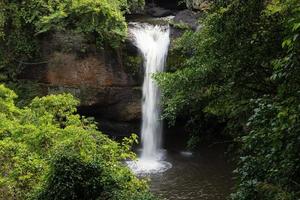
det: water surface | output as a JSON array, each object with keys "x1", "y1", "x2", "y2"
[{"x1": 149, "y1": 145, "x2": 234, "y2": 200}]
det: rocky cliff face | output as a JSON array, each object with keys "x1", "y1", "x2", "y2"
[
  {"x1": 20, "y1": 31, "x2": 142, "y2": 122},
  {"x1": 19, "y1": 4, "x2": 201, "y2": 124}
]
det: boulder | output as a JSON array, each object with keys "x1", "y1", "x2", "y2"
[
  {"x1": 169, "y1": 9, "x2": 202, "y2": 39},
  {"x1": 146, "y1": 5, "x2": 173, "y2": 17},
  {"x1": 173, "y1": 9, "x2": 202, "y2": 30}
]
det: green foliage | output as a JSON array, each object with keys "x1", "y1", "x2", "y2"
[
  {"x1": 36, "y1": 153, "x2": 105, "y2": 200},
  {"x1": 0, "y1": 84, "x2": 154, "y2": 200},
  {"x1": 231, "y1": 97, "x2": 300, "y2": 200},
  {"x1": 0, "y1": 1, "x2": 4, "y2": 40},
  {"x1": 7, "y1": 81, "x2": 45, "y2": 107},
  {"x1": 169, "y1": 21, "x2": 192, "y2": 30},
  {"x1": 0, "y1": 0, "x2": 145, "y2": 81},
  {"x1": 124, "y1": 55, "x2": 143, "y2": 77},
  {"x1": 36, "y1": 0, "x2": 127, "y2": 47},
  {"x1": 155, "y1": 0, "x2": 300, "y2": 199},
  {"x1": 126, "y1": 0, "x2": 145, "y2": 13}
]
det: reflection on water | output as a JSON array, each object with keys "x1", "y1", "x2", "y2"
[{"x1": 148, "y1": 141, "x2": 234, "y2": 200}]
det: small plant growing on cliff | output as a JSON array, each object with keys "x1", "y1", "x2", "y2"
[{"x1": 124, "y1": 55, "x2": 143, "y2": 77}]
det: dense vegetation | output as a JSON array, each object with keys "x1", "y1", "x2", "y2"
[
  {"x1": 0, "y1": 1, "x2": 157, "y2": 199},
  {"x1": 156, "y1": 0, "x2": 300, "y2": 199},
  {"x1": 1, "y1": 0, "x2": 300, "y2": 199},
  {"x1": 0, "y1": 84, "x2": 154, "y2": 200},
  {"x1": 0, "y1": 0, "x2": 144, "y2": 81}
]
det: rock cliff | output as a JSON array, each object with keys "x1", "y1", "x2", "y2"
[
  {"x1": 20, "y1": 31, "x2": 142, "y2": 122},
  {"x1": 19, "y1": 3, "x2": 201, "y2": 123}
]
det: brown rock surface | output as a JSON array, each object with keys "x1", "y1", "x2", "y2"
[
  {"x1": 45, "y1": 52, "x2": 134, "y2": 88},
  {"x1": 19, "y1": 31, "x2": 142, "y2": 122}
]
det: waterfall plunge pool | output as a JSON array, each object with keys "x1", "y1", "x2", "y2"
[
  {"x1": 149, "y1": 145, "x2": 234, "y2": 200},
  {"x1": 125, "y1": 22, "x2": 234, "y2": 199},
  {"x1": 130, "y1": 132, "x2": 234, "y2": 200}
]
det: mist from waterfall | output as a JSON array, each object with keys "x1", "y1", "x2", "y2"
[{"x1": 127, "y1": 23, "x2": 172, "y2": 174}]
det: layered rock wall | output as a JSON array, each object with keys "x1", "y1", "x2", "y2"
[
  {"x1": 20, "y1": 32, "x2": 142, "y2": 122},
  {"x1": 19, "y1": 3, "x2": 201, "y2": 123}
]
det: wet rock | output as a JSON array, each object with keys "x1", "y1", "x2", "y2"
[
  {"x1": 169, "y1": 9, "x2": 202, "y2": 40},
  {"x1": 146, "y1": 5, "x2": 173, "y2": 17},
  {"x1": 47, "y1": 85, "x2": 142, "y2": 122},
  {"x1": 94, "y1": 119, "x2": 140, "y2": 137},
  {"x1": 145, "y1": 0, "x2": 185, "y2": 10},
  {"x1": 173, "y1": 9, "x2": 202, "y2": 30}
]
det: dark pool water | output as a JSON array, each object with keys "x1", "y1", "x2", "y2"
[
  {"x1": 148, "y1": 146, "x2": 234, "y2": 200},
  {"x1": 97, "y1": 119, "x2": 234, "y2": 200},
  {"x1": 142, "y1": 127, "x2": 235, "y2": 200}
]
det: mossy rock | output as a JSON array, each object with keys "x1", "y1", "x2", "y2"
[
  {"x1": 169, "y1": 20, "x2": 192, "y2": 30},
  {"x1": 124, "y1": 55, "x2": 143, "y2": 77}
]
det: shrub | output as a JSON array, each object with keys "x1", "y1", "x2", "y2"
[{"x1": 0, "y1": 84, "x2": 154, "y2": 200}]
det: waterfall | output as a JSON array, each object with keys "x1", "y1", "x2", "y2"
[
  {"x1": 132, "y1": 24, "x2": 169, "y2": 159},
  {"x1": 127, "y1": 23, "x2": 172, "y2": 174}
]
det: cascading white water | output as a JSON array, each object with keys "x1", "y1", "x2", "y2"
[
  {"x1": 127, "y1": 23, "x2": 172, "y2": 174},
  {"x1": 133, "y1": 24, "x2": 169, "y2": 159}
]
